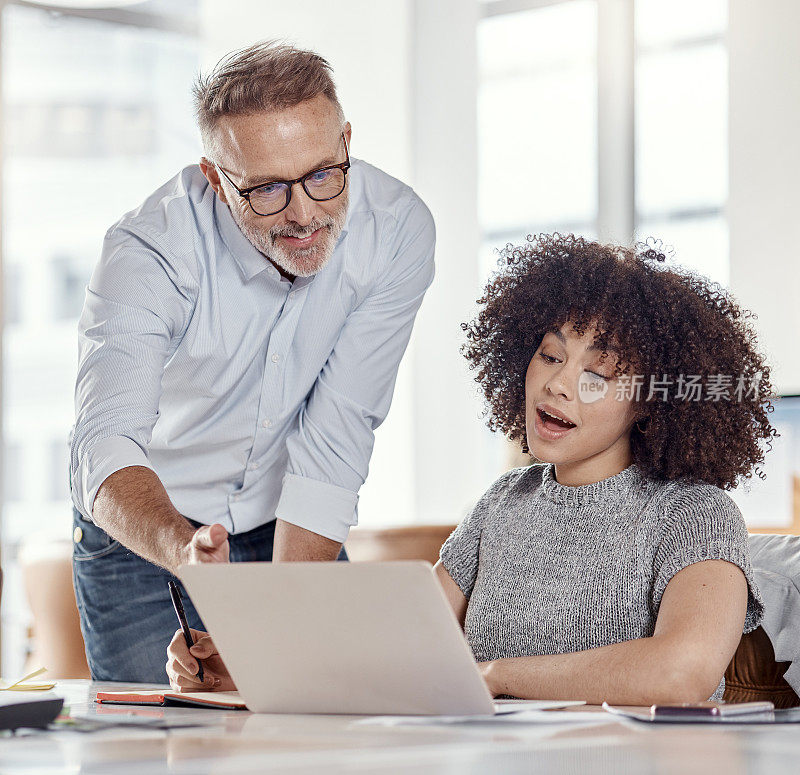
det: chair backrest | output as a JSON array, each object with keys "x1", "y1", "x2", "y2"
[
  {"x1": 345, "y1": 524, "x2": 457, "y2": 565},
  {"x1": 19, "y1": 539, "x2": 90, "y2": 679},
  {"x1": 723, "y1": 533, "x2": 800, "y2": 706},
  {"x1": 724, "y1": 626, "x2": 799, "y2": 707}
]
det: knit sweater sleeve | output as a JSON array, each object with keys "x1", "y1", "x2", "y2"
[
  {"x1": 652, "y1": 483, "x2": 764, "y2": 633},
  {"x1": 439, "y1": 468, "x2": 524, "y2": 599}
]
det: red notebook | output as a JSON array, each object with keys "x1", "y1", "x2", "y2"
[{"x1": 95, "y1": 689, "x2": 247, "y2": 710}]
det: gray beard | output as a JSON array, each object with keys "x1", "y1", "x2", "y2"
[{"x1": 231, "y1": 191, "x2": 349, "y2": 278}]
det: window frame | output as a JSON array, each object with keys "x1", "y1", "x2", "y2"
[{"x1": 478, "y1": 0, "x2": 728, "y2": 249}]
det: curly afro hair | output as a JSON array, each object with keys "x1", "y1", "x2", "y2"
[{"x1": 462, "y1": 233, "x2": 777, "y2": 489}]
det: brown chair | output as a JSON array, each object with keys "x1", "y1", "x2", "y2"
[
  {"x1": 723, "y1": 533, "x2": 800, "y2": 707},
  {"x1": 19, "y1": 538, "x2": 90, "y2": 679},
  {"x1": 724, "y1": 626, "x2": 799, "y2": 707},
  {"x1": 346, "y1": 524, "x2": 456, "y2": 565}
]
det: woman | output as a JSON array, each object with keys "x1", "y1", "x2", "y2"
[
  {"x1": 167, "y1": 235, "x2": 772, "y2": 705},
  {"x1": 436, "y1": 234, "x2": 771, "y2": 703}
]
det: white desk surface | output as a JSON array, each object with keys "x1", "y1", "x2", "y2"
[{"x1": 1, "y1": 680, "x2": 798, "y2": 774}]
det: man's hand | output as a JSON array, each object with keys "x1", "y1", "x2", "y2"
[
  {"x1": 92, "y1": 467, "x2": 228, "y2": 574},
  {"x1": 179, "y1": 523, "x2": 230, "y2": 566},
  {"x1": 166, "y1": 628, "x2": 236, "y2": 693}
]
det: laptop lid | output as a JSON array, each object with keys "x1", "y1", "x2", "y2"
[{"x1": 178, "y1": 561, "x2": 495, "y2": 715}]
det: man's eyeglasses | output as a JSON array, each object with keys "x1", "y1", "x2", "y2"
[{"x1": 213, "y1": 133, "x2": 350, "y2": 217}]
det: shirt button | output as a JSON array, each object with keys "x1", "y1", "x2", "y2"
[
  {"x1": 271, "y1": 353, "x2": 280, "y2": 363},
  {"x1": 261, "y1": 419, "x2": 273, "y2": 429},
  {"x1": 248, "y1": 461, "x2": 260, "y2": 470},
  {"x1": 231, "y1": 493, "x2": 239, "y2": 502}
]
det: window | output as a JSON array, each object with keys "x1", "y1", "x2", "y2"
[
  {"x1": 634, "y1": 0, "x2": 728, "y2": 285},
  {"x1": 3, "y1": 264, "x2": 21, "y2": 327},
  {"x1": 49, "y1": 438, "x2": 71, "y2": 503},
  {"x1": 2, "y1": 442, "x2": 22, "y2": 504},
  {"x1": 477, "y1": 1, "x2": 784, "y2": 529},
  {"x1": 479, "y1": 0, "x2": 728, "y2": 282},
  {"x1": 51, "y1": 254, "x2": 92, "y2": 322},
  {"x1": 1, "y1": 0, "x2": 201, "y2": 676},
  {"x1": 478, "y1": 1, "x2": 598, "y2": 278},
  {"x1": 730, "y1": 396, "x2": 800, "y2": 533}
]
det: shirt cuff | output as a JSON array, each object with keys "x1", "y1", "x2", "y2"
[
  {"x1": 74, "y1": 435, "x2": 154, "y2": 520},
  {"x1": 275, "y1": 473, "x2": 358, "y2": 544}
]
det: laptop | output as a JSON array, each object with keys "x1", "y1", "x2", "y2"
[{"x1": 178, "y1": 561, "x2": 582, "y2": 716}]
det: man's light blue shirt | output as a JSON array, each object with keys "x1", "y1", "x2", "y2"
[{"x1": 71, "y1": 158, "x2": 435, "y2": 543}]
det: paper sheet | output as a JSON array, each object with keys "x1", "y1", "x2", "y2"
[
  {"x1": 356, "y1": 709, "x2": 609, "y2": 726},
  {"x1": 494, "y1": 700, "x2": 585, "y2": 714},
  {"x1": 0, "y1": 667, "x2": 55, "y2": 692}
]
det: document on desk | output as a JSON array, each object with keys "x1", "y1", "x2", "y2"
[
  {"x1": 494, "y1": 699, "x2": 585, "y2": 714},
  {"x1": 0, "y1": 666, "x2": 55, "y2": 691},
  {"x1": 357, "y1": 711, "x2": 606, "y2": 726},
  {"x1": 356, "y1": 701, "x2": 606, "y2": 727}
]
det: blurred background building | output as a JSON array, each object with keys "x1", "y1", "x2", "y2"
[{"x1": 1, "y1": 0, "x2": 798, "y2": 675}]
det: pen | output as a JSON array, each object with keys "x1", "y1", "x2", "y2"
[{"x1": 167, "y1": 580, "x2": 204, "y2": 683}]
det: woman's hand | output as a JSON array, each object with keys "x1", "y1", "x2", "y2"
[{"x1": 165, "y1": 628, "x2": 237, "y2": 693}]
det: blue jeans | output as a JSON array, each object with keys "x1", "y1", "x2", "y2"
[{"x1": 72, "y1": 508, "x2": 348, "y2": 683}]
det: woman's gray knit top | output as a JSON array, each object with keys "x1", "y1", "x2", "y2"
[{"x1": 440, "y1": 463, "x2": 764, "y2": 700}]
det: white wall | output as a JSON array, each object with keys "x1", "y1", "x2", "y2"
[
  {"x1": 411, "y1": 0, "x2": 490, "y2": 523},
  {"x1": 729, "y1": 0, "x2": 800, "y2": 395},
  {"x1": 199, "y1": 0, "x2": 496, "y2": 527},
  {"x1": 200, "y1": 0, "x2": 413, "y2": 181}
]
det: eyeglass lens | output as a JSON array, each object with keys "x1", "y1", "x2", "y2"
[{"x1": 249, "y1": 167, "x2": 346, "y2": 215}]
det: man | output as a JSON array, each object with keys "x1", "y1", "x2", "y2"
[{"x1": 70, "y1": 41, "x2": 435, "y2": 682}]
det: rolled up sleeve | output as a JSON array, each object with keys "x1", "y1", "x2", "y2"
[
  {"x1": 275, "y1": 194, "x2": 436, "y2": 543},
  {"x1": 653, "y1": 485, "x2": 765, "y2": 633},
  {"x1": 70, "y1": 229, "x2": 192, "y2": 519}
]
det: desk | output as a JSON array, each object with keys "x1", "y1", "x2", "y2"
[{"x1": 1, "y1": 681, "x2": 798, "y2": 774}]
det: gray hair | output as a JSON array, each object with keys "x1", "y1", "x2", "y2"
[{"x1": 193, "y1": 40, "x2": 345, "y2": 159}]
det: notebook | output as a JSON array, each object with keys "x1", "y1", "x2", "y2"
[{"x1": 95, "y1": 689, "x2": 246, "y2": 710}]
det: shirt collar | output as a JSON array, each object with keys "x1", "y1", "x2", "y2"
[
  {"x1": 213, "y1": 188, "x2": 352, "y2": 286},
  {"x1": 214, "y1": 194, "x2": 353, "y2": 287},
  {"x1": 214, "y1": 195, "x2": 278, "y2": 283}
]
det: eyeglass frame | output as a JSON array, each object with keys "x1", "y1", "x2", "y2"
[{"x1": 212, "y1": 132, "x2": 351, "y2": 217}]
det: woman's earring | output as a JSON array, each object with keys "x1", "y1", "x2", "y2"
[{"x1": 635, "y1": 418, "x2": 648, "y2": 434}]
